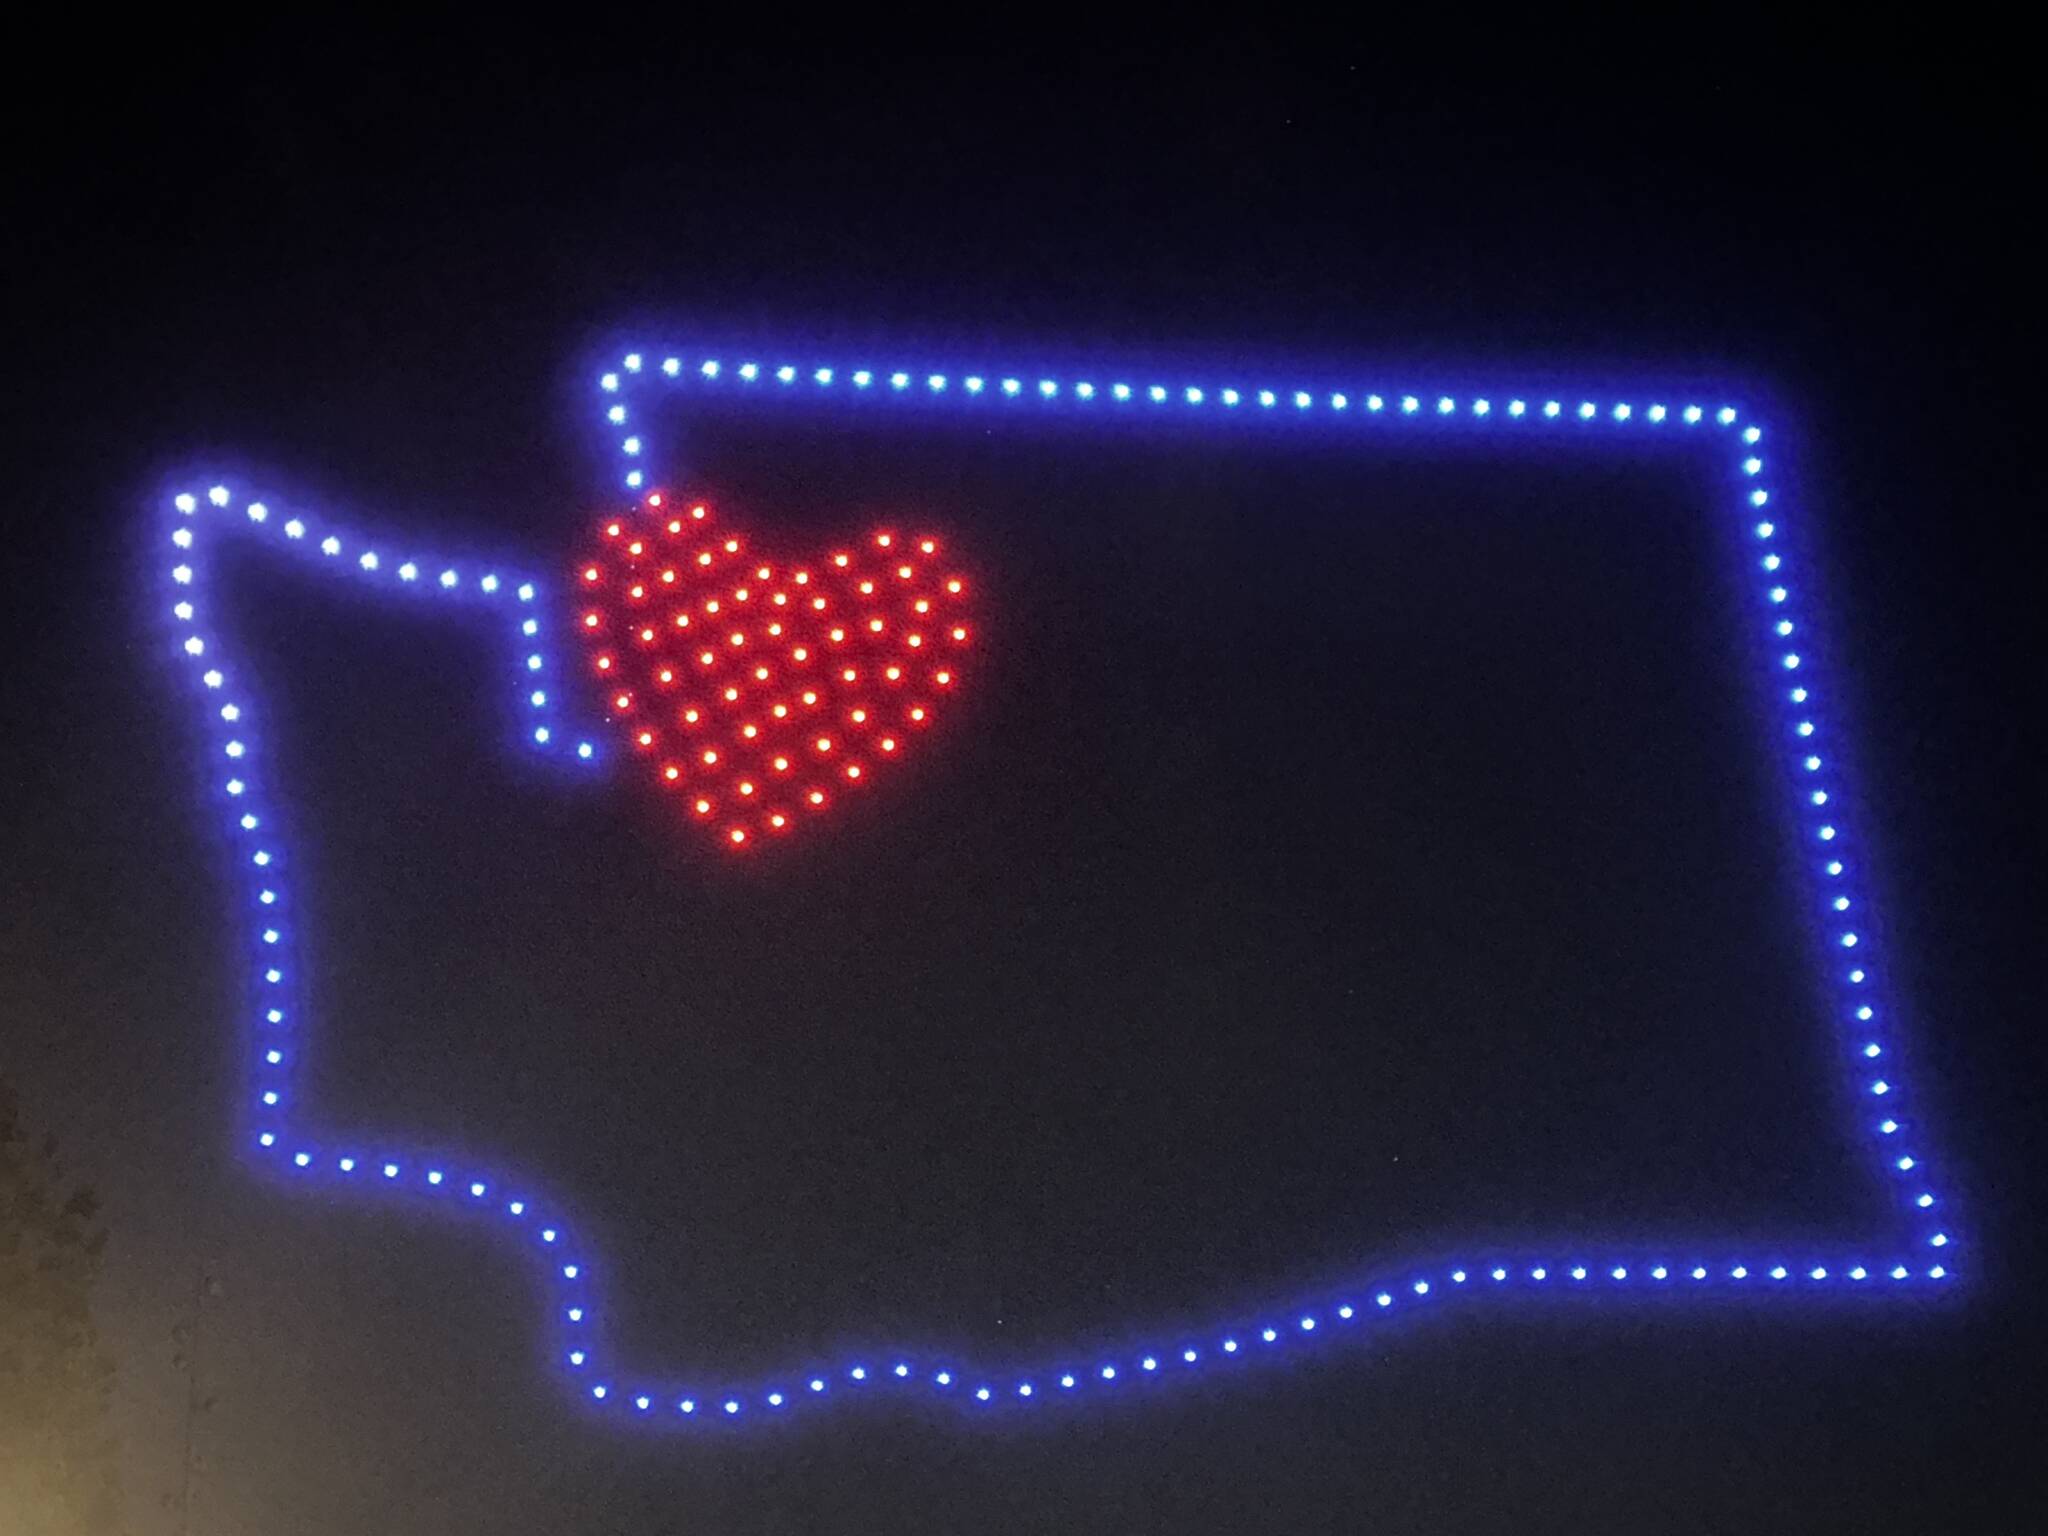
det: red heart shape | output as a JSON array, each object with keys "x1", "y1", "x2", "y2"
[{"x1": 573, "y1": 493, "x2": 973, "y2": 848}]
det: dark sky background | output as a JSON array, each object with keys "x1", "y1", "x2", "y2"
[{"x1": 4, "y1": 28, "x2": 2043, "y2": 1536}]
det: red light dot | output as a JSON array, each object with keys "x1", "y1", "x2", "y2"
[
  {"x1": 772, "y1": 704, "x2": 789, "y2": 718},
  {"x1": 859, "y1": 580, "x2": 874, "y2": 595},
  {"x1": 584, "y1": 613, "x2": 600, "y2": 628},
  {"x1": 729, "y1": 632, "x2": 744, "y2": 647},
  {"x1": 881, "y1": 737, "x2": 896, "y2": 752},
  {"x1": 846, "y1": 764, "x2": 862, "y2": 780},
  {"x1": 723, "y1": 539, "x2": 739, "y2": 554},
  {"x1": 808, "y1": 790, "x2": 825, "y2": 806},
  {"x1": 694, "y1": 798, "x2": 712, "y2": 815},
  {"x1": 629, "y1": 584, "x2": 644, "y2": 599},
  {"x1": 658, "y1": 668, "x2": 674, "y2": 683},
  {"x1": 667, "y1": 520, "x2": 682, "y2": 534},
  {"x1": 914, "y1": 599, "x2": 930, "y2": 614},
  {"x1": 702, "y1": 749, "x2": 718, "y2": 765},
  {"x1": 772, "y1": 593, "x2": 787, "y2": 606},
  {"x1": 885, "y1": 666, "x2": 902, "y2": 680},
  {"x1": 637, "y1": 731, "x2": 653, "y2": 746},
  {"x1": 662, "y1": 570, "x2": 676, "y2": 583},
  {"x1": 773, "y1": 756, "x2": 790, "y2": 771},
  {"x1": 742, "y1": 723, "x2": 758, "y2": 738},
  {"x1": 739, "y1": 781, "x2": 756, "y2": 796},
  {"x1": 850, "y1": 708, "x2": 866, "y2": 723},
  {"x1": 584, "y1": 567, "x2": 600, "y2": 582},
  {"x1": 699, "y1": 651, "x2": 714, "y2": 666},
  {"x1": 698, "y1": 552, "x2": 713, "y2": 567},
  {"x1": 907, "y1": 634, "x2": 923, "y2": 648},
  {"x1": 795, "y1": 571, "x2": 810, "y2": 585},
  {"x1": 812, "y1": 596, "x2": 828, "y2": 611},
  {"x1": 770, "y1": 813, "x2": 787, "y2": 828},
  {"x1": 897, "y1": 565, "x2": 913, "y2": 580},
  {"x1": 628, "y1": 541, "x2": 644, "y2": 556},
  {"x1": 647, "y1": 494, "x2": 663, "y2": 508},
  {"x1": 729, "y1": 827, "x2": 747, "y2": 845},
  {"x1": 952, "y1": 627, "x2": 967, "y2": 641},
  {"x1": 946, "y1": 579, "x2": 962, "y2": 594},
  {"x1": 682, "y1": 708, "x2": 700, "y2": 724},
  {"x1": 816, "y1": 737, "x2": 832, "y2": 752},
  {"x1": 674, "y1": 613, "x2": 690, "y2": 628},
  {"x1": 910, "y1": 707, "x2": 926, "y2": 721},
  {"x1": 802, "y1": 691, "x2": 818, "y2": 706},
  {"x1": 919, "y1": 539, "x2": 936, "y2": 555},
  {"x1": 734, "y1": 588, "x2": 750, "y2": 602},
  {"x1": 663, "y1": 764, "x2": 680, "y2": 780},
  {"x1": 691, "y1": 504, "x2": 707, "y2": 520},
  {"x1": 843, "y1": 668, "x2": 858, "y2": 682},
  {"x1": 605, "y1": 524, "x2": 621, "y2": 537},
  {"x1": 597, "y1": 656, "x2": 613, "y2": 671},
  {"x1": 754, "y1": 666, "x2": 770, "y2": 682},
  {"x1": 876, "y1": 534, "x2": 893, "y2": 548},
  {"x1": 722, "y1": 686, "x2": 739, "y2": 702},
  {"x1": 833, "y1": 554, "x2": 850, "y2": 567},
  {"x1": 792, "y1": 646, "x2": 808, "y2": 660},
  {"x1": 756, "y1": 566, "x2": 771, "y2": 580},
  {"x1": 614, "y1": 693, "x2": 631, "y2": 710},
  {"x1": 829, "y1": 628, "x2": 845, "y2": 643},
  {"x1": 705, "y1": 599, "x2": 720, "y2": 613},
  {"x1": 936, "y1": 671, "x2": 952, "y2": 685},
  {"x1": 638, "y1": 627, "x2": 654, "y2": 642},
  {"x1": 868, "y1": 618, "x2": 884, "y2": 633}
]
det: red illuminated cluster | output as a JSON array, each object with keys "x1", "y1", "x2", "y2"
[{"x1": 574, "y1": 493, "x2": 973, "y2": 849}]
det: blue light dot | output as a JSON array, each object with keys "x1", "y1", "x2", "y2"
[
  {"x1": 1401, "y1": 395, "x2": 1420, "y2": 414},
  {"x1": 383, "y1": 1164, "x2": 398, "y2": 1178},
  {"x1": 1261, "y1": 1327, "x2": 1277, "y2": 1343},
  {"x1": 975, "y1": 1386, "x2": 991, "y2": 1401},
  {"x1": 1100, "y1": 1365, "x2": 1116, "y2": 1380},
  {"x1": 293, "y1": 1151, "x2": 310, "y2": 1167},
  {"x1": 679, "y1": 1398, "x2": 695, "y2": 1413},
  {"x1": 890, "y1": 372, "x2": 910, "y2": 389},
  {"x1": 339, "y1": 1157, "x2": 354, "y2": 1172},
  {"x1": 932, "y1": 1372, "x2": 949, "y2": 1386},
  {"x1": 724, "y1": 1399, "x2": 739, "y2": 1415},
  {"x1": 1223, "y1": 1339, "x2": 1238, "y2": 1353},
  {"x1": 1001, "y1": 378, "x2": 1021, "y2": 396},
  {"x1": 1508, "y1": 399, "x2": 1526, "y2": 416}
]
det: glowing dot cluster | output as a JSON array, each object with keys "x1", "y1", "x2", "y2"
[
  {"x1": 574, "y1": 494, "x2": 970, "y2": 848},
  {"x1": 147, "y1": 342, "x2": 1963, "y2": 1437}
]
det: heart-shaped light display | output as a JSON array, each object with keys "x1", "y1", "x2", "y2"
[{"x1": 574, "y1": 493, "x2": 972, "y2": 848}]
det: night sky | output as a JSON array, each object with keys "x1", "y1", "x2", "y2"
[{"x1": 5, "y1": 30, "x2": 2043, "y2": 1535}]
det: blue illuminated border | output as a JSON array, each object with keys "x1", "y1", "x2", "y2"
[{"x1": 158, "y1": 344, "x2": 1956, "y2": 1430}]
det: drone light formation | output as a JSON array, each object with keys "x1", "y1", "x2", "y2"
[
  {"x1": 154, "y1": 340, "x2": 1961, "y2": 1432},
  {"x1": 574, "y1": 497, "x2": 970, "y2": 849}
]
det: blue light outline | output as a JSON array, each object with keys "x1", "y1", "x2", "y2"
[{"x1": 160, "y1": 345, "x2": 1957, "y2": 1431}]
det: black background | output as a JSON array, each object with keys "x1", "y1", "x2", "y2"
[{"x1": 4, "y1": 27, "x2": 2043, "y2": 1535}]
